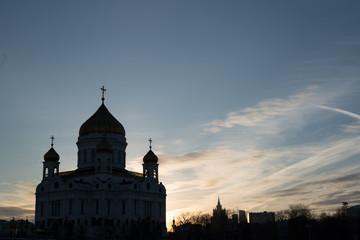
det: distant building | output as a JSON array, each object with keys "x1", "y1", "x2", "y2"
[
  {"x1": 211, "y1": 197, "x2": 228, "y2": 231},
  {"x1": 212, "y1": 197, "x2": 228, "y2": 223},
  {"x1": 249, "y1": 211, "x2": 275, "y2": 224},
  {"x1": 348, "y1": 205, "x2": 360, "y2": 218},
  {"x1": 239, "y1": 210, "x2": 247, "y2": 223},
  {"x1": 35, "y1": 88, "x2": 166, "y2": 238},
  {"x1": 0, "y1": 219, "x2": 34, "y2": 238},
  {"x1": 231, "y1": 214, "x2": 238, "y2": 224}
]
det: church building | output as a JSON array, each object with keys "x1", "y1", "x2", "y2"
[{"x1": 35, "y1": 87, "x2": 166, "y2": 238}]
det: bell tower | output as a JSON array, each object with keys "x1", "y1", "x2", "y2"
[
  {"x1": 143, "y1": 138, "x2": 159, "y2": 182},
  {"x1": 43, "y1": 135, "x2": 60, "y2": 180}
]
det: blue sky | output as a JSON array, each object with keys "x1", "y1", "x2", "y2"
[{"x1": 1, "y1": 0, "x2": 360, "y2": 226}]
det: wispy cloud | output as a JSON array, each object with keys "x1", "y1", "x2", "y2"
[
  {"x1": 204, "y1": 91, "x2": 313, "y2": 133},
  {"x1": 341, "y1": 121, "x2": 360, "y2": 133}
]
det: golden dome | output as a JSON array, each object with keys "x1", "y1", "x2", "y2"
[
  {"x1": 143, "y1": 149, "x2": 158, "y2": 163},
  {"x1": 44, "y1": 147, "x2": 60, "y2": 162},
  {"x1": 96, "y1": 139, "x2": 113, "y2": 152},
  {"x1": 79, "y1": 103, "x2": 125, "y2": 136}
]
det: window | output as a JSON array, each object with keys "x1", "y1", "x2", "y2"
[
  {"x1": 68, "y1": 199, "x2": 72, "y2": 215},
  {"x1": 91, "y1": 150, "x2": 95, "y2": 163},
  {"x1": 97, "y1": 159, "x2": 101, "y2": 170},
  {"x1": 45, "y1": 168, "x2": 48, "y2": 178},
  {"x1": 40, "y1": 202, "x2": 44, "y2": 217},
  {"x1": 81, "y1": 200, "x2": 85, "y2": 215},
  {"x1": 144, "y1": 168, "x2": 148, "y2": 177},
  {"x1": 95, "y1": 200, "x2": 99, "y2": 215},
  {"x1": 133, "y1": 200, "x2": 138, "y2": 215},
  {"x1": 153, "y1": 169, "x2": 157, "y2": 179},
  {"x1": 144, "y1": 201, "x2": 152, "y2": 217},
  {"x1": 107, "y1": 159, "x2": 110, "y2": 171},
  {"x1": 158, "y1": 203, "x2": 162, "y2": 217},
  {"x1": 51, "y1": 200, "x2": 61, "y2": 216},
  {"x1": 107, "y1": 199, "x2": 111, "y2": 215},
  {"x1": 122, "y1": 200, "x2": 126, "y2": 215}
]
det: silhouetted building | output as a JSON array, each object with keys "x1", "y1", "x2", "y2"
[
  {"x1": 249, "y1": 211, "x2": 275, "y2": 224},
  {"x1": 348, "y1": 205, "x2": 360, "y2": 218},
  {"x1": 212, "y1": 197, "x2": 228, "y2": 224},
  {"x1": 231, "y1": 214, "x2": 238, "y2": 224},
  {"x1": 239, "y1": 210, "x2": 247, "y2": 223},
  {"x1": 35, "y1": 87, "x2": 166, "y2": 238},
  {"x1": 0, "y1": 219, "x2": 34, "y2": 238},
  {"x1": 211, "y1": 197, "x2": 228, "y2": 236}
]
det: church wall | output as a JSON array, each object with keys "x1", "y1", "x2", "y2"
[{"x1": 36, "y1": 174, "x2": 166, "y2": 228}]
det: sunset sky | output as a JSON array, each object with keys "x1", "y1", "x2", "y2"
[{"x1": 1, "y1": 1, "x2": 360, "y2": 227}]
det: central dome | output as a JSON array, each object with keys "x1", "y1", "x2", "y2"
[{"x1": 79, "y1": 103, "x2": 125, "y2": 136}]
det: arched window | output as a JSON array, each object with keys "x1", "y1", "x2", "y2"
[
  {"x1": 107, "y1": 159, "x2": 110, "y2": 171},
  {"x1": 144, "y1": 168, "x2": 148, "y2": 177},
  {"x1": 153, "y1": 169, "x2": 157, "y2": 179},
  {"x1": 45, "y1": 168, "x2": 48, "y2": 177},
  {"x1": 97, "y1": 159, "x2": 101, "y2": 170}
]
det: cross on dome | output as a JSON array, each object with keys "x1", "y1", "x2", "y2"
[
  {"x1": 101, "y1": 86, "x2": 106, "y2": 103},
  {"x1": 149, "y1": 138, "x2": 152, "y2": 149},
  {"x1": 50, "y1": 135, "x2": 55, "y2": 147}
]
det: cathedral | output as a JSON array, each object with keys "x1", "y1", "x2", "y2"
[{"x1": 35, "y1": 87, "x2": 167, "y2": 238}]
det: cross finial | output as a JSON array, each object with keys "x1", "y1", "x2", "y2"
[
  {"x1": 101, "y1": 86, "x2": 106, "y2": 103},
  {"x1": 50, "y1": 135, "x2": 55, "y2": 147},
  {"x1": 149, "y1": 138, "x2": 152, "y2": 149}
]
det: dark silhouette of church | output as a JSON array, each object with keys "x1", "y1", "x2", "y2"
[{"x1": 35, "y1": 87, "x2": 166, "y2": 239}]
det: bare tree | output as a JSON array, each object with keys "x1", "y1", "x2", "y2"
[
  {"x1": 287, "y1": 203, "x2": 313, "y2": 220},
  {"x1": 275, "y1": 210, "x2": 288, "y2": 222},
  {"x1": 176, "y1": 211, "x2": 211, "y2": 226}
]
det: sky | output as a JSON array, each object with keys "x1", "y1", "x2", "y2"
[{"x1": 1, "y1": 0, "x2": 360, "y2": 228}]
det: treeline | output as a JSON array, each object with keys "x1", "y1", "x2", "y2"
[{"x1": 170, "y1": 204, "x2": 360, "y2": 240}]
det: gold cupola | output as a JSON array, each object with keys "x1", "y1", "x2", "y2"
[{"x1": 79, "y1": 86, "x2": 125, "y2": 137}]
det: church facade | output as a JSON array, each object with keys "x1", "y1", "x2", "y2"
[{"x1": 35, "y1": 89, "x2": 166, "y2": 238}]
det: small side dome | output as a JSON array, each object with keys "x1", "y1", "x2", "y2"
[
  {"x1": 44, "y1": 147, "x2": 60, "y2": 162},
  {"x1": 96, "y1": 139, "x2": 113, "y2": 152},
  {"x1": 143, "y1": 150, "x2": 158, "y2": 163}
]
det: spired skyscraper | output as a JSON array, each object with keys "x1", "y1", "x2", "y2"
[{"x1": 35, "y1": 87, "x2": 166, "y2": 238}]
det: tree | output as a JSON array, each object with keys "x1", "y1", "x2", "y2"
[
  {"x1": 286, "y1": 204, "x2": 313, "y2": 240},
  {"x1": 176, "y1": 211, "x2": 211, "y2": 226},
  {"x1": 275, "y1": 210, "x2": 288, "y2": 222},
  {"x1": 287, "y1": 203, "x2": 313, "y2": 220}
]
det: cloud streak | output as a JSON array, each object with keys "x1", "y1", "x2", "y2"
[
  {"x1": 204, "y1": 91, "x2": 313, "y2": 133},
  {"x1": 315, "y1": 105, "x2": 360, "y2": 120}
]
